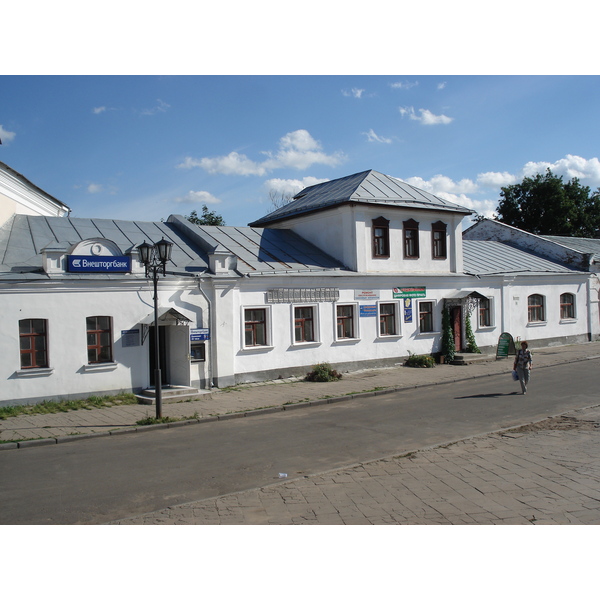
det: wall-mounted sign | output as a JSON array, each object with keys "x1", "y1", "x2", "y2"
[
  {"x1": 68, "y1": 255, "x2": 132, "y2": 273},
  {"x1": 190, "y1": 328, "x2": 210, "y2": 341},
  {"x1": 267, "y1": 288, "x2": 339, "y2": 303},
  {"x1": 355, "y1": 290, "x2": 380, "y2": 300},
  {"x1": 403, "y1": 299, "x2": 413, "y2": 322},
  {"x1": 360, "y1": 305, "x2": 377, "y2": 317},
  {"x1": 121, "y1": 329, "x2": 140, "y2": 347},
  {"x1": 393, "y1": 286, "x2": 426, "y2": 299}
]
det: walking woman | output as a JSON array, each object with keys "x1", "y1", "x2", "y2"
[{"x1": 513, "y1": 341, "x2": 533, "y2": 394}]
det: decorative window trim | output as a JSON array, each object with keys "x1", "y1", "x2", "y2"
[
  {"x1": 83, "y1": 362, "x2": 118, "y2": 372},
  {"x1": 16, "y1": 367, "x2": 54, "y2": 377},
  {"x1": 377, "y1": 301, "x2": 402, "y2": 338},
  {"x1": 403, "y1": 219, "x2": 420, "y2": 259},
  {"x1": 372, "y1": 217, "x2": 390, "y2": 258},
  {"x1": 292, "y1": 304, "x2": 321, "y2": 346},
  {"x1": 242, "y1": 305, "x2": 273, "y2": 350},
  {"x1": 417, "y1": 300, "x2": 438, "y2": 334}
]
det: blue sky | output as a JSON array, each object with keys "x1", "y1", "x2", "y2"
[{"x1": 2, "y1": 75, "x2": 600, "y2": 228}]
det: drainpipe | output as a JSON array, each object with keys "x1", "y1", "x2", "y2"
[{"x1": 195, "y1": 275, "x2": 214, "y2": 388}]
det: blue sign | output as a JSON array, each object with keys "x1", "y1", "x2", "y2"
[
  {"x1": 360, "y1": 305, "x2": 377, "y2": 317},
  {"x1": 68, "y1": 255, "x2": 131, "y2": 273},
  {"x1": 190, "y1": 328, "x2": 210, "y2": 341},
  {"x1": 403, "y1": 298, "x2": 413, "y2": 322}
]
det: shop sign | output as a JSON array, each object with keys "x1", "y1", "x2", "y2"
[
  {"x1": 496, "y1": 332, "x2": 516, "y2": 359},
  {"x1": 190, "y1": 328, "x2": 210, "y2": 341},
  {"x1": 360, "y1": 305, "x2": 377, "y2": 317},
  {"x1": 393, "y1": 286, "x2": 426, "y2": 299},
  {"x1": 355, "y1": 290, "x2": 380, "y2": 300},
  {"x1": 121, "y1": 329, "x2": 140, "y2": 347},
  {"x1": 403, "y1": 299, "x2": 413, "y2": 322},
  {"x1": 68, "y1": 255, "x2": 132, "y2": 273}
]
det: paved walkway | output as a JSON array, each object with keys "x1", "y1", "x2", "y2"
[{"x1": 2, "y1": 341, "x2": 600, "y2": 448}]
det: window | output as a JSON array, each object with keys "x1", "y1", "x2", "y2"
[
  {"x1": 87, "y1": 316, "x2": 113, "y2": 363},
  {"x1": 379, "y1": 303, "x2": 397, "y2": 336},
  {"x1": 403, "y1": 219, "x2": 419, "y2": 258},
  {"x1": 418, "y1": 301, "x2": 434, "y2": 333},
  {"x1": 295, "y1": 306, "x2": 315, "y2": 343},
  {"x1": 336, "y1": 305, "x2": 356, "y2": 339},
  {"x1": 560, "y1": 293, "x2": 575, "y2": 319},
  {"x1": 431, "y1": 221, "x2": 447, "y2": 259},
  {"x1": 372, "y1": 217, "x2": 390, "y2": 258},
  {"x1": 245, "y1": 308, "x2": 267, "y2": 346},
  {"x1": 528, "y1": 294, "x2": 545, "y2": 323},
  {"x1": 19, "y1": 319, "x2": 48, "y2": 369},
  {"x1": 479, "y1": 297, "x2": 492, "y2": 327}
]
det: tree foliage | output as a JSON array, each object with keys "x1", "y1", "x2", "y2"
[
  {"x1": 185, "y1": 205, "x2": 226, "y2": 226},
  {"x1": 496, "y1": 169, "x2": 600, "y2": 237}
]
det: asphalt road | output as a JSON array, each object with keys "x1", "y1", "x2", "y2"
[{"x1": 1, "y1": 359, "x2": 597, "y2": 524}]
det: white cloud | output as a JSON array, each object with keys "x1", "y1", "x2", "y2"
[
  {"x1": 391, "y1": 81, "x2": 419, "y2": 90},
  {"x1": 0, "y1": 124, "x2": 16, "y2": 143},
  {"x1": 172, "y1": 190, "x2": 222, "y2": 205},
  {"x1": 264, "y1": 176, "x2": 329, "y2": 197},
  {"x1": 521, "y1": 154, "x2": 600, "y2": 186},
  {"x1": 477, "y1": 171, "x2": 518, "y2": 187},
  {"x1": 399, "y1": 106, "x2": 453, "y2": 125},
  {"x1": 178, "y1": 130, "x2": 345, "y2": 176},
  {"x1": 92, "y1": 106, "x2": 107, "y2": 115},
  {"x1": 140, "y1": 99, "x2": 170, "y2": 116},
  {"x1": 437, "y1": 82, "x2": 447, "y2": 90},
  {"x1": 403, "y1": 174, "x2": 477, "y2": 195},
  {"x1": 363, "y1": 129, "x2": 392, "y2": 144},
  {"x1": 342, "y1": 88, "x2": 365, "y2": 99},
  {"x1": 87, "y1": 183, "x2": 103, "y2": 194}
]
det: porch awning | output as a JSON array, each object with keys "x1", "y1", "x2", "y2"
[
  {"x1": 140, "y1": 307, "x2": 192, "y2": 326},
  {"x1": 444, "y1": 290, "x2": 487, "y2": 301}
]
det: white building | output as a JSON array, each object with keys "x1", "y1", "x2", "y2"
[{"x1": 1, "y1": 166, "x2": 597, "y2": 406}]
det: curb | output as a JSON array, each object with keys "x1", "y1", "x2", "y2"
[{"x1": 3, "y1": 352, "x2": 599, "y2": 451}]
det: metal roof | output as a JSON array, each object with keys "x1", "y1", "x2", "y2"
[
  {"x1": 463, "y1": 240, "x2": 585, "y2": 276},
  {"x1": 0, "y1": 214, "x2": 346, "y2": 281},
  {"x1": 541, "y1": 235, "x2": 600, "y2": 262},
  {"x1": 249, "y1": 170, "x2": 473, "y2": 226}
]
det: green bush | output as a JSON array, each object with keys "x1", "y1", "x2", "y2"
[
  {"x1": 405, "y1": 353, "x2": 435, "y2": 368},
  {"x1": 305, "y1": 363, "x2": 342, "y2": 382}
]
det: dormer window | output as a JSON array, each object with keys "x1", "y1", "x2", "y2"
[
  {"x1": 372, "y1": 217, "x2": 390, "y2": 258},
  {"x1": 432, "y1": 221, "x2": 447, "y2": 259},
  {"x1": 403, "y1": 219, "x2": 419, "y2": 259}
]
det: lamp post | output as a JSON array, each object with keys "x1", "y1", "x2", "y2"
[{"x1": 138, "y1": 238, "x2": 173, "y2": 419}]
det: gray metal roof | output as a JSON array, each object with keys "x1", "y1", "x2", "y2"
[
  {"x1": 463, "y1": 240, "x2": 585, "y2": 276},
  {"x1": 0, "y1": 214, "x2": 346, "y2": 281},
  {"x1": 541, "y1": 235, "x2": 600, "y2": 262},
  {"x1": 249, "y1": 170, "x2": 473, "y2": 226}
]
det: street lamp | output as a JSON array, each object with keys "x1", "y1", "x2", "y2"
[{"x1": 138, "y1": 238, "x2": 173, "y2": 418}]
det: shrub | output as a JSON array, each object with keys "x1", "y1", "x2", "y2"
[
  {"x1": 405, "y1": 353, "x2": 435, "y2": 368},
  {"x1": 305, "y1": 363, "x2": 342, "y2": 382}
]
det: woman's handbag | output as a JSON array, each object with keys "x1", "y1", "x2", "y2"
[{"x1": 512, "y1": 370, "x2": 519, "y2": 381}]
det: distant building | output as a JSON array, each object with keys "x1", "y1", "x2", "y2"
[{"x1": 0, "y1": 166, "x2": 597, "y2": 406}]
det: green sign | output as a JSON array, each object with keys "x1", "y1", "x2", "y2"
[
  {"x1": 496, "y1": 332, "x2": 516, "y2": 359},
  {"x1": 393, "y1": 286, "x2": 426, "y2": 299}
]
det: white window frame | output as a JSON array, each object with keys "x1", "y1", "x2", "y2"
[
  {"x1": 241, "y1": 305, "x2": 273, "y2": 350},
  {"x1": 477, "y1": 296, "x2": 495, "y2": 329},
  {"x1": 559, "y1": 292, "x2": 577, "y2": 322},
  {"x1": 334, "y1": 302, "x2": 360, "y2": 342},
  {"x1": 377, "y1": 301, "x2": 402, "y2": 339},
  {"x1": 527, "y1": 293, "x2": 547, "y2": 326},
  {"x1": 417, "y1": 300, "x2": 438, "y2": 335},
  {"x1": 292, "y1": 304, "x2": 321, "y2": 346}
]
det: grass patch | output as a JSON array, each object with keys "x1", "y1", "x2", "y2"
[
  {"x1": 136, "y1": 411, "x2": 199, "y2": 426},
  {"x1": 0, "y1": 392, "x2": 138, "y2": 420}
]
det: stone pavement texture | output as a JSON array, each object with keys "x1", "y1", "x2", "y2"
[
  {"x1": 109, "y1": 404, "x2": 600, "y2": 525},
  {"x1": 2, "y1": 341, "x2": 600, "y2": 448}
]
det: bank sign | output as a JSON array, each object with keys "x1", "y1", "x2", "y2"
[{"x1": 68, "y1": 255, "x2": 132, "y2": 273}]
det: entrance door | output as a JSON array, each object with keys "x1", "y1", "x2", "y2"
[
  {"x1": 451, "y1": 306, "x2": 462, "y2": 352},
  {"x1": 149, "y1": 326, "x2": 168, "y2": 386}
]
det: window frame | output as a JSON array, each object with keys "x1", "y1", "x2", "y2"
[
  {"x1": 19, "y1": 318, "x2": 49, "y2": 369},
  {"x1": 378, "y1": 301, "x2": 400, "y2": 337},
  {"x1": 527, "y1": 294, "x2": 546, "y2": 323},
  {"x1": 431, "y1": 221, "x2": 447, "y2": 260},
  {"x1": 372, "y1": 217, "x2": 390, "y2": 258},
  {"x1": 86, "y1": 316, "x2": 113, "y2": 364},
  {"x1": 335, "y1": 303, "x2": 359, "y2": 341},
  {"x1": 243, "y1": 307, "x2": 270, "y2": 348},
  {"x1": 293, "y1": 304, "x2": 319, "y2": 345},
  {"x1": 418, "y1": 300, "x2": 435, "y2": 333},
  {"x1": 560, "y1": 292, "x2": 576, "y2": 320},
  {"x1": 478, "y1": 296, "x2": 493, "y2": 328},
  {"x1": 403, "y1": 219, "x2": 420, "y2": 259}
]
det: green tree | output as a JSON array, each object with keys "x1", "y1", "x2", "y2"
[
  {"x1": 496, "y1": 169, "x2": 600, "y2": 237},
  {"x1": 186, "y1": 205, "x2": 226, "y2": 226}
]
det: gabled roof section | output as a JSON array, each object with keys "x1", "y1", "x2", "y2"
[
  {"x1": 463, "y1": 240, "x2": 584, "y2": 276},
  {"x1": 542, "y1": 235, "x2": 600, "y2": 262},
  {"x1": 249, "y1": 170, "x2": 472, "y2": 226}
]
